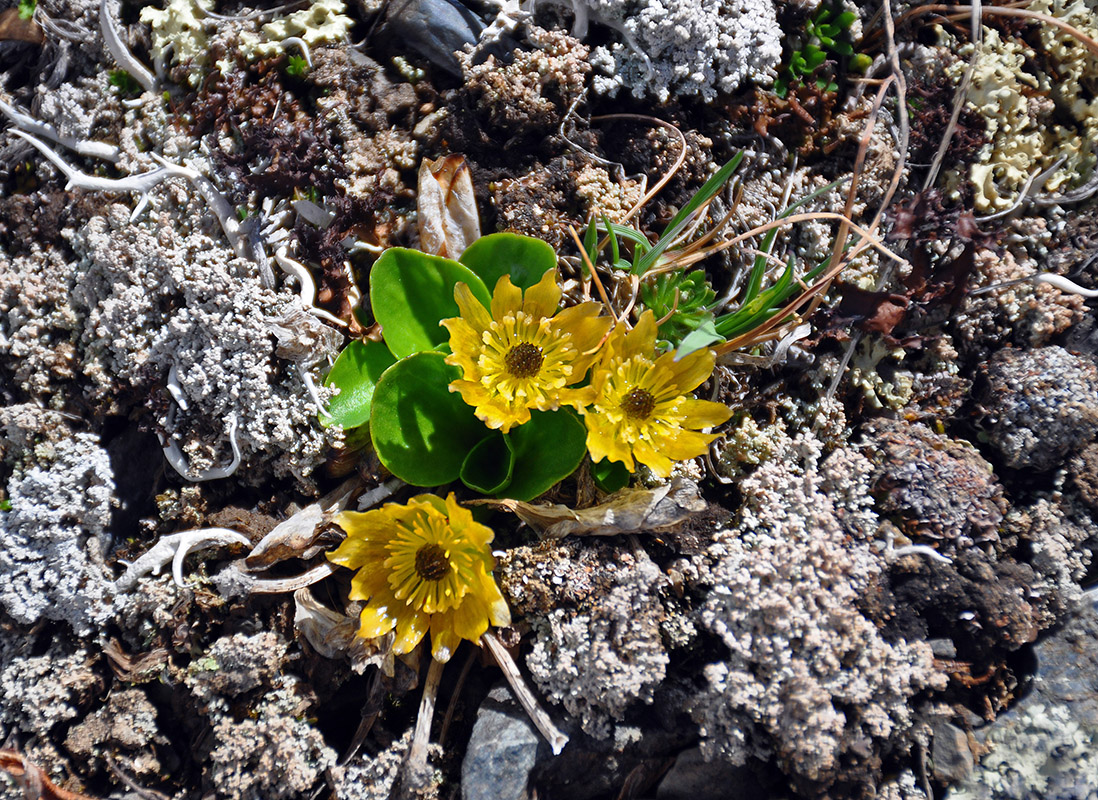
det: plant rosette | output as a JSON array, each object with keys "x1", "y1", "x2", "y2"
[{"x1": 323, "y1": 232, "x2": 591, "y2": 500}]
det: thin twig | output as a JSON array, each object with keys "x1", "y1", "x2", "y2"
[
  {"x1": 482, "y1": 631, "x2": 569, "y2": 755},
  {"x1": 401, "y1": 658, "x2": 445, "y2": 794}
]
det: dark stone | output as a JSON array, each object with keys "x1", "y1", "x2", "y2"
[
  {"x1": 980, "y1": 346, "x2": 1098, "y2": 472},
  {"x1": 948, "y1": 605, "x2": 1098, "y2": 799},
  {"x1": 861, "y1": 418, "x2": 1006, "y2": 546},
  {"x1": 656, "y1": 747, "x2": 763, "y2": 800},
  {"x1": 462, "y1": 684, "x2": 541, "y2": 800},
  {"x1": 930, "y1": 721, "x2": 974, "y2": 784}
]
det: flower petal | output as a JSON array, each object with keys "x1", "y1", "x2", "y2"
[
  {"x1": 358, "y1": 599, "x2": 399, "y2": 640},
  {"x1": 678, "y1": 398, "x2": 732, "y2": 429},
  {"x1": 392, "y1": 607, "x2": 430, "y2": 654},
  {"x1": 622, "y1": 310, "x2": 658, "y2": 359},
  {"x1": 659, "y1": 347, "x2": 716, "y2": 395},
  {"x1": 585, "y1": 414, "x2": 635, "y2": 470},
  {"x1": 632, "y1": 437, "x2": 674, "y2": 478},
  {"x1": 430, "y1": 612, "x2": 461, "y2": 662},
  {"x1": 454, "y1": 281, "x2": 492, "y2": 330},
  {"x1": 523, "y1": 268, "x2": 562, "y2": 319},
  {"x1": 490, "y1": 274, "x2": 523, "y2": 319}
]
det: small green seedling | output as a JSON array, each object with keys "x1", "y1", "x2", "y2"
[
  {"x1": 775, "y1": 4, "x2": 866, "y2": 98},
  {"x1": 286, "y1": 55, "x2": 309, "y2": 77},
  {"x1": 17, "y1": 0, "x2": 35, "y2": 20}
]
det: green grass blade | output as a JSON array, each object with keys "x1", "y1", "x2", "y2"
[{"x1": 633, "y1": 151, "x2": 744, "y2": 275}]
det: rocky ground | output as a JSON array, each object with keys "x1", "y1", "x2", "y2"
[{"x1": 1, "y1": 0, "x2": 1097, "y2": 798}]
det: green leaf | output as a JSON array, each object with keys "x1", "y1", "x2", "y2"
[
  {"x1": 818, "y1": 23, "x2": 840, "y2": 38},
  {"x1": 674, "y1": 318, "x2": 725, "y2": 360},
  {"x1": 16, "y1": 0, "x2": 34, "y2": 20},
  {"x1": 805, "y1": 48, "x2": 828, "y2": 69},
  {"x1": 461, "y1": 433, "x2": 515, "y2": 494},
  {"x1": 503, "y1": 409, "x2": 587, "y2": 500},
  {"x1": 321, "y1": 339, "x2": 397, "y2": 429},
  {"x1": 370, "y1": 248, "x2": 490, "y2": 358},
  {"x1": 592, "y1": 458, "x2": 631, "y2": 493},
  {"x1": 851, "y1": 52, "x2": 873, "y2": 73},
  {"x1": 633, "y1": 151, "x2": 744, "y2": 276},
  {"x1": 597, "y1": 221, "x2": 653, "y2": 254},
  {"x1": 370, "y1": 352, "x2": 491, "y2": 486},
  {"x1": 286, "y1": 55, "x2": 309, "y2": 76},
  {"x1": 837, "y1": 11, "x2": 857, "y2": 28},
  {"x1": 833, "y1": 40, "x2": 854, "y2": 56},
  {"x1": 459, "y1": 232, "x2": 557, "y2": 293},
  {"x1": 582, "y1": 217, "x2": 599, "y2": 272}
]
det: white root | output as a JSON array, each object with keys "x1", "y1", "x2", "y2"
[
  {"x1": 1, "y1": 98, "x2": 119, "y2": 162},
  {"x1": 159, "y1": 413, "x2": 242, "y2": 482},
  {"x1": 113, "y1": 528, "x2": 251, "y2": 591},
  {"x1": 99, "y1": 0, "x2": 157, "y2": 95}
]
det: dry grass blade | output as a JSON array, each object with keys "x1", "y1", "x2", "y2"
[
  {"x1": 1, "y1": 749, "x2": 101, "y2": 800},
  {"x1": 899, "y1": 4, "x2": 1098, "y2": 58}
]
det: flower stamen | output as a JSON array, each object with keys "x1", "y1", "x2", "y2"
[
  {"x1": 621, "y1": 387, "x2": 656, "y2": 420},
  {"x1": 414, "y1": 543, "x2": 452, "y2": 581},
  {"x1": 504, "y1": 342, "x2": 544, "y2": 378}
]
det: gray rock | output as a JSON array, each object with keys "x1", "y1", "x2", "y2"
[
  {"x1": 656, "y1": 747, "x2": 761, "y2": 800},
  {"x1": 930, "y1": 721, "x2": 974, "y2": 784},
  {"x1": 462, "y1": 684, "x2": 541, "y2": 800},
  {"x1": 981, "y1": 346, "x2": 1098, "y2": 471},
  {"x1": 946, "y1": 604, "x2": 1098, "y2": 799}
]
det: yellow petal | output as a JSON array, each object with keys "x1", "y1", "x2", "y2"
[
  {"x1": 474, "y1": 396, "x2": 531, "y2": 433},
  {"x1": 553, "y1": 303, "x2": 612, "y2": 370},
  {"x1": 429, "y1": 614, "x2": 461, "y2": 662},
  {"x1": 558, "y1": 385, "x2": 596, "y2": 410},
  {"x1": 358, "y1": 600, "x2": 398, "y2": 640},
  {"x1": 441, "y1": 318, "x2": 484, "y2": 375},
  {"x1": 477, "y1": 569, "x2": 512, "y2": 627},
  {"x1": 632, "y1": 437, "x2": 674, "y2": 478},
  {"x1": 678, "y1": 398, "x2": 732, "y2": 429},
  {"x1": 490, "y1": 274, "x2": 523, "y2": 319},
  {"x1": 522, "y1": 268, "x2": 562, "y2": 320},
  {"x1": 622, "y1": 310, "x2": 658, "y2": 359},
  {"x1": 585, "y1": 416, "x2": 635, "y2": 470},
  {"x1": 451, "y1": 592, "x2": 490, "y2": 642},
  {"x1": 392, "y1": 607, "x2": 430, "y2": 654},
  {"x1": 660, "y1": 347, "x2": 716, "y2": 394},
  {"x1": 349, "y1": 565, "x2": 390, "y2": 601},
  {"x1": 449, "y1": 379, "x2": 492, "y2": 409},
  {"x1": 653, "y1": 426, "x2": 718, "y2": 461},
  {"x1": 453, "y1": 281, "x2": 493, "y2": 331}
]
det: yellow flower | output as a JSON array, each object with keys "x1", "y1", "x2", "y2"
[
  {"x1": 581, "y1": 311, "x2": 732, "y2": 478},
  {"x1": 326, "y1": 493, "x2": 511, "y2": 663},
  {"x1": 442, "y1": 269, "x2": 611, "y2": 433}
]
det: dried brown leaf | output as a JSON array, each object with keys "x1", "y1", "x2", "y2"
[
  {"x1": 417, "y1": 154, "x2": 480, "y2": 258},
  {"x1": 293, "y1": 587, "x2": 392, "y2": 673},
  {"x1": 475, "y1": 478, "x2": 706, "y2": 538},
  {"x1": 0, "y1": 8, "x2": 45, "y2": 44}
]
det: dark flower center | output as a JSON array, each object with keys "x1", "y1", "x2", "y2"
[
  {"x1": 414, "y1": 543, "x2": 452, "y2": 581},
  {"x1": 504, "y1": 342, "x2": 544, "y2": 378},
  {"x1": 621, "y1": 387, "x2": 656, "y2": 420}
]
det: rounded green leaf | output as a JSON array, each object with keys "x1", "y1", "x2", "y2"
[
  {"x1": 592, "y1": 458, "x2": 632, "y2": 493},
  {"x1": 321, "y1": 339, "x2": 397, "y2": 429},
  {"x1": 502, "y1": 409, "x2": 587, "y2": 501},
  {"x1": 460, "y1": 433, "x2": 515, "y2": 495},
  {"x1": 370, "y1": 352, "x2": 492, "y2": 486},
  {"x1": 370, "y1": 248, "x2": 490, "y2": 358},
  {"x1": 459, "y1": 232, "x2": 557, "y2": 294}
]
